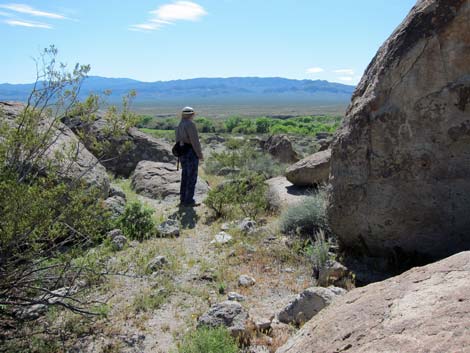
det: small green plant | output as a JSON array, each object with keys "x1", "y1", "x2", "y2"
[
  {"x1": 204, "y1": 174, "x2": 268, "y2": 220},
  {"x1": 117, "y1": 201, "x2": 155, "y2": 241},
  {"x1": 309, "y1": 229, "x2": 330, "y2": 270},
  {"x1": 218, "y1": 282, "x2": 226, "y2": 294},
  {"x1": 279, "y1": 189, "x2": 329, "y2": 236},
  {"x1": 178, "y1": 326, "x2": 239, "y2": 353}
]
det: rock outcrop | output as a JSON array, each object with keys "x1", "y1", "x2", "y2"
[
  {"x1": 278, "y1": 286, "x2": 345, "y2": 326},
  {"x1": 63, "y1": 116, "x2": 175, "y2": 177},
  {"x1": 131, "y1": 161, "x2": 208, "y2": 202},
  {"x1": 198, "y1": 301, "x2": 249, "y2": 338},
  {"x1": 286, "y1": 149, "x2": 331, "y2": 187},
  {"x1": 263, "y1": 135, "x2": 299, "y2": 164},
  {"x1": 328, "y1": 0, "x2": 470, "y2": 259},
  {"x1": 276, "y1": 251, "x2": 470, "y2": 353},
  {"x1": 0, "y1": 102, "x2": 110, "y2": 195}
]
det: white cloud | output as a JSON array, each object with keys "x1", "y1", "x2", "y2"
[
  {"x1": 130, "y1": 1, "x2": 207, "y2": 31},
  {"x1": 0, "y1": 3, "x2": 66, "y2": 19},
  {"x1": 4, "y1": 19, "x2": 52, "y2": 28},
  {"x1": 306, "y1": 67, "x2": 324, "y2": 74},
  {"x1": 334, "y1": 69, "x2": 355, "y2": 75},
  {"x1": 151, "y1": 1, "x2": 207, "y2": 21}
]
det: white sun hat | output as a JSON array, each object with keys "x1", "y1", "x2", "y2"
[{"x1": 182, "y1": 106, "x2": 195, "y2": 116}]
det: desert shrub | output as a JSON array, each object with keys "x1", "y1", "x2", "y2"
[
  {"x1": 279, "y1": 189, "x2": 329, "y2": 236},
  {"x1": 194, "y1": 117, "x2": 215, "y2": 133},
  {"x1": 308, "y1": 229, "x2": 330, "y2": 270},
  {"x1": 178, "y1": 326, "x2": 238, "y2": 353},
  {"x1": 0, "y1": 46, "x2": 136, "y2": 337},
  {"x1": 204, "y1": 174, "x2": 268, "y2": 219},
  {"x1": 117, "y1": 201, "x2": 155, "y2": 241},
  {"x1": 204, "y1": 144, "x2": 284, "y2": 179}
]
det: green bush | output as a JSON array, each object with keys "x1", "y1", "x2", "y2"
[
  {"x1": 178, "y1": 326, "x2": 238, "y2": 353},
  {"x1": 279, "y1": 189, "x2": 329, "y2": 236},
  {"x1": 117, "y1": 201, "x2": 155, "y2": 241},
  {"x1": 0, "y1": 46, "x2": 137, "y2": 335},
  {"x1": 204, "y1": 144, "x2": 284, "y2": 179},
  {"x1": 204, "y1": 174, "x2": 268, "y2": 220},
  {"x1": 194, "y1": 117, "x2": 215, "y2": 133}
]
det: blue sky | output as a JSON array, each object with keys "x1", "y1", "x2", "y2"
[{"x1": 0, "y1": 0, "x2": 417, "y2": 84}]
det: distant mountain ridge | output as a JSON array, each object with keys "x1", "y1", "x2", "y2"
[{"x1": 0, "y1": 76, "x2": 355, "y2": 104}]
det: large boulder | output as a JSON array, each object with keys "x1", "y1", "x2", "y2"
[
  {"x1": 264, "y1": 135, "x2": 299, "y2": 164},
  {"x1": 131, "y1": 161, "x2": 208, "y2": 202},
  {"x1": 276, "y1": 251, "x2": 470, "y2": 353},
  {"x1": 63, "y1": 116, "x2": 175, "y2": 177},
  {"x1": 328, "y1": 0, "x2": 470, "y2": 259},
  {"x1": 0, "y1": 102, "x2": 110, "y2": 195},
  {"x1": 286, "y1": 149, "x2": 331, "y2": 187}
]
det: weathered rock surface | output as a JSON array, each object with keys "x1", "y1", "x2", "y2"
[
  {"x1": 265, "y1": 176, "x2": 310, "y2": 210},
  {"x1": 107, "y1": 229, "x2": 127, "y2": 251},
  {"x1": 238, "y1": 218, "x2": 257, "y2": 234},
  {"x1": 109, "y1": 184, "x2": 126, "y2": 199},
  {"x1": 278, "y1": 286, "x2": 345, "y2": 325},
  {"x1": 197, "y1": 301, "x2": 249, "y2": 337},
  {"x1": 286, "y1": 149, "x2": 331, "y2": 187},
  {"x1": 328, "y1": 0, "x2": 470, "y2": 259},
  {"x1": 157, "y1": 219, "x2": 180, "y2": 237},
  {"x1": 211, "y1": 231, "x2": 233, "y2": 245},
  {"x1": 0, "y1": 102, "x2": 110, "y2": 195},
  {"x1": 131, "y1": 161, "x2": 208, "y2": 202},
  {"x1": 147, "y1": 256, "x2": 167, "y2": 272},
  {"x1": 263, "y1": 135, "x2": 299, "y2": 164},
  {"x1": 238, "y1": 275, "x2": 256, "y2": 288},
  {"x1": 276, "y1": 251, "x2": 470, "y2": 353},
  {"x1": 103, "y1": 195, "x2": 126, "y2": 219},
  {"x1": 63, "y1": 116, "x2": 175, "y2": 177}
]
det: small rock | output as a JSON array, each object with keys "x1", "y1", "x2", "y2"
[
  {"x1": 107, "y1": 229, "x2": 127, "y2": 250},
  {"x1": 317, "y1": 260, "x2": 351, "y2": 288},
  {"x1": 227, "y1": 292, "x2": 246, "y2": 302},
  {"x1": 254, "y1": 316, "x2": 273, "y2": 331},
  {"x1": 157, "y1": 219, "x2": 180, "y2": 237},
  {"x1": 238, "y1": 275, "x2": 256, "y2": 288},
  {"x1": 245, "y1": 345, "x2": 270, "y2": 353},
  {"x1": 197, "y1": 301, "x2": 249, "y2": 338},
  {"x1": 211, "y1": 231, "x2": 233, "y2": 245},
  {"x1": 103, "y1": 195, "x2": 126, "y2": 219},
  {"x1": 278, "y1": 286, "x2": 346, "y2": 325},
  {"x1": 107, "y1": 229, "x2": 123, "y2": 240},
  {"x1": 109, "y1": 184, "x2": 126, "y2": 199},
  {"x1": 283, "y1": 268, "x2": 295, "y2": 273},
  {"x1": 112, "y1": 236, "x2": 127, "y2": 251},
  {"x1": 221, "y1": 223, "x2": 231, "y2": 231},
  {"x1": 147, "y1": 256, "x2": 167, "y2": 272},
  {"x1": 238, "y1": 218, "x2": 257, "y2": 233}
]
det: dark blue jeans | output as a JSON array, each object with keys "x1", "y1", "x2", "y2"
[{"x1": 180, "y1": 148, "x2": 199, "y2": 204}]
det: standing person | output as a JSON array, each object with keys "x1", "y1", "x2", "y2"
[{"x1": 175, "y1": 106, "x2": 204, "y2": 207}]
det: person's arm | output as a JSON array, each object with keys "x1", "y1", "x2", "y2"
[{"x1": 187, "y1": 121, "x2": 204, "y2": 159}]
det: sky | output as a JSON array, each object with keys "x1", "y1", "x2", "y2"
[{"x1": 0, "y1": 0, "x2": 417, "y2": 84}]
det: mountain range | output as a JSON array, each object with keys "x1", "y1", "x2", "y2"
[{"x1": 0, "y1": 76, "x2": 355, "y2": 104}]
